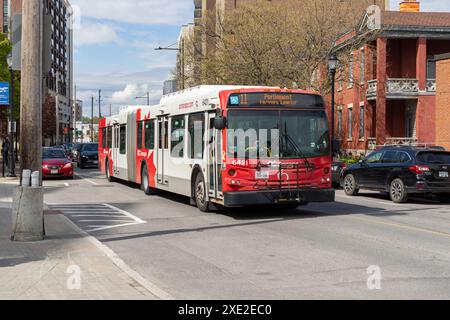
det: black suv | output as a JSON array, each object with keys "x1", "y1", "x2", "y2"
[
  {"x1": 341, "y1": 146, "x2": 450, "y2": 203},
  {"x1": 77, "y1": 143, "x2": 99, "y2": 169}
]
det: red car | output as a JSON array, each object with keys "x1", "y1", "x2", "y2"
[{"x1": 42, "y1": 148, "x2": 74, "y2": 179}]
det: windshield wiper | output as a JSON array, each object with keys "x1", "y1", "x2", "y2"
[{"x1": 281, "y1": 124, "x2": 313, "y2": 170}]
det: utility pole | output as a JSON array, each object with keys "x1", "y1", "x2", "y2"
[
  {"x1": 136, "y1": 91, "x2": 150, "y2": 106},
  {"x1": 12, "y1": 0, "x2": 44, "y2": 242},
  {"x1": 98, "y1": 89, "x2": 102, "y2": 118},
  {"x1": 91, "y1": 96, "x2": 94, "y2": 142},
  {"x1": 55, "y1": 71, "x2": 60, "y2": 145}
]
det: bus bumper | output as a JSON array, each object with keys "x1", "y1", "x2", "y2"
[{"x1": 223, "y1": 188, "x2": 335, "y2": 207}]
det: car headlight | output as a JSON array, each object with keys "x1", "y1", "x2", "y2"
[
  {"x1": 43, "y1": 165, "x2": 48, "y2": 169},
  {"x1": 64, "y1": 163, "x2": 73, "y2": 169}
]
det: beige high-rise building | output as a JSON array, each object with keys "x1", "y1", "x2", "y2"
[{"x1": 178, "y1": 0, "x2": 391, "y2": 90}]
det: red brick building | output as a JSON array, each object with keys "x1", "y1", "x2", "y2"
[
  {"x1": 331, "y1": 1, "x2": 450, "y2": 155},
  {"x1": 435, "y1": 53, "x2": 450, "y2": 151}
]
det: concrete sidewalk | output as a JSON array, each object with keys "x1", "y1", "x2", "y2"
[{"x1": 0, "y1": 181, "x2": 157, "y2": 300}]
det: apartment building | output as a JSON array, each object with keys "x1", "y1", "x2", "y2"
[
  {"x1": 331, "y1": 0, "x2": 450, "y2": 154},
  {"x1": 0, "y1": 0, "x2": 74, "y2": 145}
]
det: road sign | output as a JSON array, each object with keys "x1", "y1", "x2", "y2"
[{"x1": 0, "y1": 82, "x2": 10, "y2": 105}]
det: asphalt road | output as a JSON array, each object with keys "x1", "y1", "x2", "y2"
[{"x1": 43, "y1": 168, "x2": 450, "y2": 299}]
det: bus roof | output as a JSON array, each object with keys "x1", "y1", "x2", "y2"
[{"x1": 101, "y1": 85, "x2": 321, "y2": 125}]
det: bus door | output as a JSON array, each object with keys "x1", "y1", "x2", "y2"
[
  {"x1": 157, "y1": 116, "x2": 169, "y2": 185},
  {"x1": 112, "y1": 124, "x2": 120, "y2": 175},
  {"x1": 207, "y1": 113, "x2": 223, "y2": 200}
]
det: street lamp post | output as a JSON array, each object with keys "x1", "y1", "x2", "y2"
[
  {"x1": 136, "y1": 92, "x2": 150, "y2": 106},
  {"x1": 328, "y1": 53, "x2": 339, "y2": 157},
  {"x1": 6, "y1": 54, "x2": 16, "y2": 177}
]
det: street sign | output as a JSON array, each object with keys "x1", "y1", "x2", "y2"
[{"x1": 0, "y1": 82, "x2": 10, "y2": 105}]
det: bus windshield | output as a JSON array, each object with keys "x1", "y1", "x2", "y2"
[{"x1": 227, "y1": 110, "x2": 330, "y2": 159}]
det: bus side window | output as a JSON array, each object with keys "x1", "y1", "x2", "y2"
[
  {"x1": 171, "y1": 116, "x2": 185, "y2": 158},
  {"x1": 144, "y1": 120, "x2": 155, "y2": 150},
  {"x1": 101, "y1": 128, "x2": 107, "y2": 149},
  {"x1": 137, "y1": 121, "x2": 143, "y2": 149},
  {"x1": 107, "y1": 126, "x2": 112, "y2": 148},
  {"x1": 120, "y1": 125, "x2": 126, "y2": 154},
  {"x1": 188, "y1": 113, "x2": 205, "y2": 159}
]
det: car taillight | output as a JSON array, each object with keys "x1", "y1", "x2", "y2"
[{"x1": 409, "y1": 165, "x2": 430, "y2": 174}]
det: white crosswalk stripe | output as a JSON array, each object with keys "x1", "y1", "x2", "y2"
[{"x1": 48, "y1": 203, "x2": 146, "y2": 233}]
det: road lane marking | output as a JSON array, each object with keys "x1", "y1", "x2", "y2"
[
  {"x1": 74, "y1": 173, "x2": 99, "y2": 185},
  {"x1": 347, "y1": 215, "x2": 450, "y2": 239},
  {"x1": 48, "y1": 203, "x2": 147, "y2": 233},
  {"x1": 61, "y1": 215, "x2": 174, "y2": 300}
]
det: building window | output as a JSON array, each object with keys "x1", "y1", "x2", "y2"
[
  {"x1": 338, "y1": 66, "x2": 343, "y2": 91},
  {"x1": 348, "y1": 106, "x2": 353, "y2": 140},
  {"x1": 144, "y1": 120, "x2": 155, "y2": 150},
  {"x1": 171, "y1": 116, "x2": 185, "y2": 158},
  {"x1": 427, "y1": 58, "x2": 436, "y2": 79},
  {"x1": 348, "y1": 58, "x2": 354, "y2": 88},
  {"x1": 360, "y1": 50, "x2": 365, "y2": 84},
  {"x1": 338, "y1": 109, "x2": 343, "y2": 136},
  {"x1": 359, "y1": 105, "x2": 365, "y2": 140}
]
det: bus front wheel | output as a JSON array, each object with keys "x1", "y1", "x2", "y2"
[{"x1": 194, "y1": 173, "x2": 210, "y2": 212}]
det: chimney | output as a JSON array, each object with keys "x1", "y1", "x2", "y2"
[{"x1": 399, "y1": 0, "x2": 420, "y2": 12}]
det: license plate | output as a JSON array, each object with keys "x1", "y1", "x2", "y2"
[
  {"x1": 256, "y1": 171, "x2": 270, "y2": 179},
  {"x1": 439, "y1": 171, "x2": 449, "y2": 178},
  {"x1": 51, "y1": 170, "x2": 59, "y2": 175}
]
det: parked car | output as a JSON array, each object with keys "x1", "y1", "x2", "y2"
[
  {"x1": 341, "y1": 146, "x2": 450, "y2": 203},
  {"x1": 332, "y1": 161, "x2": 347, "y2": 187},
  {"x1": 42, "y1": 148, "x2": 74, "y2": 179},
  {"x1": 77, "y1": 143, "x2": 99, "y2": 169},
  {"x1": 71, "y1": 143, "x2": 82, "y2": 162}
]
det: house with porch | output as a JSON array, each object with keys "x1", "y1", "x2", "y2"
[{"x1": 331, "y1": 0, "x2": 450, "y2": 155}]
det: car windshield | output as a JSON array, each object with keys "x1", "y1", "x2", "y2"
[
  {"x1": 43, "y1": 149, "x2": 66, "y2": 159},
  {"x1": 227, "y1": 110, "x2": 330, "y2": 159},
  {"x1": 417, "y1": 152, "x2": 450, "y2": 164},
  {"x1": 82, "y1": 144, "x2": 98, "y2": 152}
]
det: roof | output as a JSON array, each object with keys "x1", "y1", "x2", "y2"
[
  {"x1": 435, "y1": 52, "x2": 450, "y2": 61},
  {"x1": 381, "y1": 11, "x2": 450, "y2": 28}
]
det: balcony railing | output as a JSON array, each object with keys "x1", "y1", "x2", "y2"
[
  {"x1": 426, "y1": 79, "x2": 436, "y2": 92},
  {"x1": 386, "y1": 78, "x2": 418, "y2": 95},
  {"x1": 385, "y1": 137, "x2": 418, "y2": 146},
  {"x1": 366, "y1": 78, "x2": 422, "y2": 100}
]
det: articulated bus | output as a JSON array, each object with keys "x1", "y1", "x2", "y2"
[{"x1": 99, "y1": 86, "x2": 335, "y2": 212}]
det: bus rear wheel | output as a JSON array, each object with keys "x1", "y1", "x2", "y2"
[
  {"x1": 105, "y1": 161, "x2": 114, "y2": 182},
  {"x1": 194, "y1": 173, "x2": 210, "y2": 212},
  {"x1": 141, "y1": 164, "x2": 156, "y2": 195}
]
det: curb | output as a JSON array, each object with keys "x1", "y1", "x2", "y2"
[{"x1": 59, "y1": 213, "x2": 175, "y2": 300}]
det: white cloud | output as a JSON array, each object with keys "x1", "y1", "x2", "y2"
[
  {"x1": 75, "y1": 22, "x2": 121, "y2": 46},
  {"x1": 71, "y1": 0, "x2": 193, "y2": 25}
]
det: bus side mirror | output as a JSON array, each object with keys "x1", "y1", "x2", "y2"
[
  {"x1": 214, "y1": 116, "x2": 227, "y2": 130},
  {"x1": 332, "y1": 139, "x2": 340, "y2": 153}
]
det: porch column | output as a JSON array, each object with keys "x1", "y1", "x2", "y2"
[
  {"x1": 416, "y1": 37, "x2": 429, "y2": 143},
  {"x1": 416, "y1": 37, "x2": 427, "y2": 91},
  {"x1": 376, "y1": 37, "x2": 387, "y2": 145}
]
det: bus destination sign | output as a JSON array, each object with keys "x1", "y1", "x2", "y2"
[{"x1": 228, "y1": 93, "x2": 323, "y2": 108}]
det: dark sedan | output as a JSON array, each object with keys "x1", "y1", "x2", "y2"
[{"x1": 341, "y1": 146, "x2": 450, "y2": 203}]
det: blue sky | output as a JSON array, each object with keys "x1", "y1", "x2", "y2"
[{"x1": 72, "y1": 0, "x2": 450, "y2": 118}]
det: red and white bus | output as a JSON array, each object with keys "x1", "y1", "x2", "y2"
[{"x1": 99, "y1": 86, "x2": 335, "y2": 212}]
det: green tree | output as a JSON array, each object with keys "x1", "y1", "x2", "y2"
[{"x1": 0, "y1": 33, "x2": 20, "y2": 123}]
